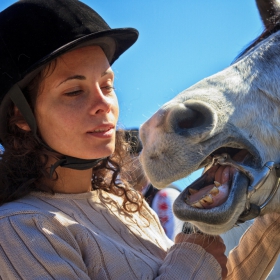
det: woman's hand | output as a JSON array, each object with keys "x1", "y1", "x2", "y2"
[{"x1": 175, "y1": 232, "x2": 228, "y2": 279}]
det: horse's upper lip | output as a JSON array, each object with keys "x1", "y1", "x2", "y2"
[{"x1": 199, "y1": 144, "x2": 261, "y2": 171}]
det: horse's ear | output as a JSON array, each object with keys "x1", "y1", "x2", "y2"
[{"x1": 255, "y1": 0, "x2": 280, "y2": 28}]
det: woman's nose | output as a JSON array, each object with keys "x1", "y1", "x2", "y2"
[{"x1": 90, "y1": 86, "x2": 113, "y2": 115}]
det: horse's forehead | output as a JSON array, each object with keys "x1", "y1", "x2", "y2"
[{"x1": 170, "y1": 31, "x2": 280, "y2": 107}]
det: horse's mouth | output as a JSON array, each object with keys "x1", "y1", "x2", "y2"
[
  {"x1": 173, "y1": 146, "x2": 259, "y2": 231},
  {"x1": 186, "y1": 148, "x2": 254, "y2": 209}
]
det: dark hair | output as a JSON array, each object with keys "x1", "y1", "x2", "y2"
[
  {"x1": 124, "y1": 129, "x2": 143, "y2": 155},
  {"x1": 123, "y1": 129, "x2": 149, "y2": 191},
  {"x1": 0, "y1": 60, "x2": 144, "y2": 213}
]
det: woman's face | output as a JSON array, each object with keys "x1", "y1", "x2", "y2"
[{"x1": 34, "y1": 45, "x2": 119, "y2": 159}]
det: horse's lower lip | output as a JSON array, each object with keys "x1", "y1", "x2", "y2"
[
  {"x1": 184, "y1": 151, "x2": 247, "y2": 208},
  {"x1": 173, "y1": 171, "x2": 250, "y2": 233},
  {"x1": 172, "y1": 152, "x2": 257, "y2": 233}
]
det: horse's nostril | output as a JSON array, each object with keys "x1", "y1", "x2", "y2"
[
  {"x1": 177, "y1": 108, "x2": 203, "y2": 130},
  {"x1": 165, "y1": 101, "x2": 216, "y2": 138}
]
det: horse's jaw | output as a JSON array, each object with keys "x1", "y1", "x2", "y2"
[
  {"x1": 173, "y1": 179, "x2": 248, "y2": 235},
  {"x1": 174, "y1": 157, "x2": 280, "y2": 235},
  {"x1": 172, "y1": 154, "x2": 252, "y2": 235}
]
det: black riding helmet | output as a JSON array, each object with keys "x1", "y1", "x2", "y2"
[{"x1": 0, "y1": 0, "x2": 138, "y2": 174}]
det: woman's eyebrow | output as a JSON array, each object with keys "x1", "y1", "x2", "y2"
[
  {"x1": 57, "y1": 75, "x2": 86, "y2": 87},
  {"x1": 57, "y1": 71, "x2": 113, "y2": 87},
  {"x1": 101, "y1": 70, "x2": 114, "y2": 77}
]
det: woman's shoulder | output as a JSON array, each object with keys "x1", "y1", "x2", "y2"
[
  {"x1": 0, "y1": 190, "x2": 98, "y2": 219},
  {"x1": 0, "y1": 194, "x2": 82, "y2": 242},
  {"x1": 0, "y1": 193, "x2": 74, "y2": 224},
  {"x1": 0, "y1": 195, "x2": 49, "y2": 216}
]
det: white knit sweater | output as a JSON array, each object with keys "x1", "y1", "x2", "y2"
[{"x1": 0, "y1": 190, "x2": 222, "y2": 279}]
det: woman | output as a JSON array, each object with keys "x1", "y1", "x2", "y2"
[
  {"x1": 0, "y1": 0, "x2": 227, "y2": 279},
  {"x1": 0, "y1": 1, "x2": 278, "y2": 280}
]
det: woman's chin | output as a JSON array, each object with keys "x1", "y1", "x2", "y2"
[
  {"x1": 51, "y1": 143, "x2": 115, "y2": 160},
  {"x1": 73, "y1": 147, "x2": 115, "y2": 160}
]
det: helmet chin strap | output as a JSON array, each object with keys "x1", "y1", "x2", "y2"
[
  {"x1": 48, "y1": 156, "x2": 105, "y2": 178},
  {"x1": 8, "y1": 84, "x2": 106, "y2": 177}
]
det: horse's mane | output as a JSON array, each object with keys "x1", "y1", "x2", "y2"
[{"x1": 233, "y1": 22, "x2": 280, "y2": 63}]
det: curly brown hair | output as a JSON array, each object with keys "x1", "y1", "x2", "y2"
[{"x1": 0, "y1": 60, "x2": 144, "y2": 212}]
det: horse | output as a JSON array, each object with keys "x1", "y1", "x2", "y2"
[{"x1": 139, "y1": 0, "x2": 280, "y2": 235}]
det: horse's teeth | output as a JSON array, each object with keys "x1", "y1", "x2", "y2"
[
  {"x1": 191, "y1": 201, "x2": 204, "y2": 209},
  {"x1": 201, "y1": 194, "x2": 213, "y2": 204},
  {"x1": 188, "y1": 188, "x2": 198, "y2": 195},
  {"x1": 210, "y1": 186, "x2": 219, "y2": 196},
  {"x1": 214, "y1": 181, "x2": 221, "y2": 187}
]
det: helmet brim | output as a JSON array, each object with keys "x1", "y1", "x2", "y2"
[{"x1": 18, "y1": 28, "x2": 138, "y2": 91}]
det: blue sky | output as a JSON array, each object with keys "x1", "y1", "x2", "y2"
[{"x1": 1, "y1": 1, "x2": 264, "y2": 190}]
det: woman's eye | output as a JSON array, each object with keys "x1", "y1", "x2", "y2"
[
  {"x1": 101, "y1": 86, "x2": 115, "y2": 93},
  {"x1": 64, "y1": 90, "x2": 83, "y2": 96}
]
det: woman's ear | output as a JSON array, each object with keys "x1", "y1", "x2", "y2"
[{"x1": 14, "y1": 106, "x2": 31, "y2": 131}]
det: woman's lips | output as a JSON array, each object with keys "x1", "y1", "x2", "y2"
[{"x1": 87, "y1": 124, "x2": 115, "y2": 138}]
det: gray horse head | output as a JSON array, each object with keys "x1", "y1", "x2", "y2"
[{"x1": 140, "y1": 0, "x2": 280, "y2": 235}]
